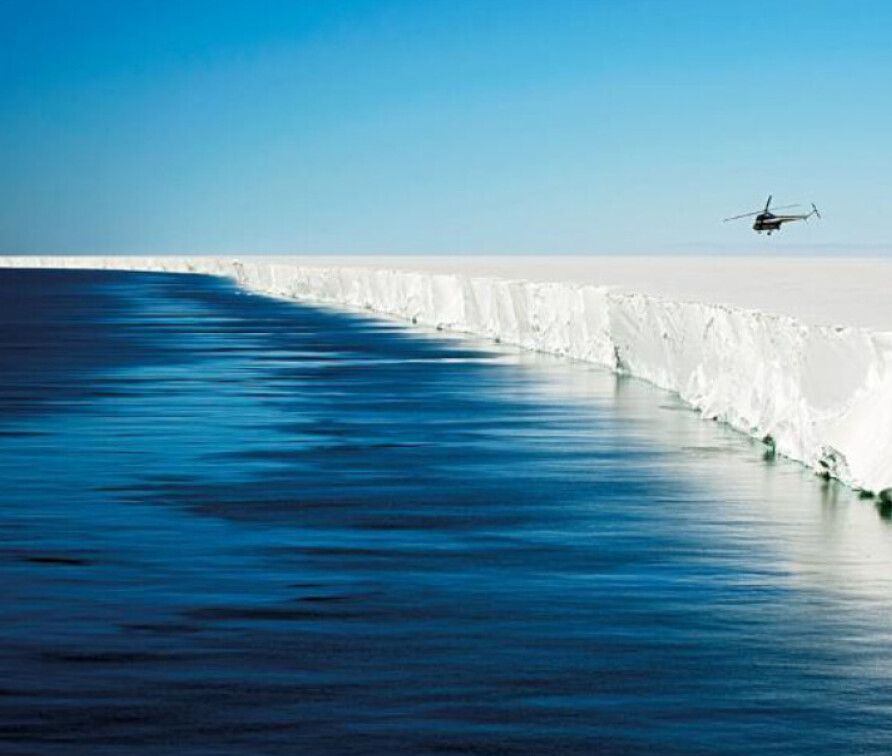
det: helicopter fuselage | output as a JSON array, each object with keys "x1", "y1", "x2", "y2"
[{"x1": 753, "y1": 212, "x2": 807, "y2": 235}]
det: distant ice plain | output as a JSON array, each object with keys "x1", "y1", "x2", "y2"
[{"x1": 2, "y1": 255, "x2": 890, "y2": 494}]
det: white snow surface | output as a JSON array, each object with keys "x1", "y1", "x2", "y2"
[{"x1": 3, "y1": 254, "x2": 892, "y2": 494}]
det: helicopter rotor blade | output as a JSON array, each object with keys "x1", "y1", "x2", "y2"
[
  {"x1": 723, "y1": 210, "x2": 761, "y2": 222},
  {"x1": 765, "y1": 194, "x2": 772, "y2": 212},
  {"x1": 724, "y1": 201, "x2": 801, "y2": 222}
]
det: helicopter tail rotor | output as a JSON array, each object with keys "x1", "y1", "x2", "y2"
[{"x1": 810, "y1": 203, "x2": 821, "y2": 220}]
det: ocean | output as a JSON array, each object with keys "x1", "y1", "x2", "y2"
[{"x1": 2, "y1": 269, "x2": 892, "y2": 755}]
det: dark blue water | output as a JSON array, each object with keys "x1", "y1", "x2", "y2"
[{"x1": 2, "y1": 270, "x2": 892, "y2": 756}]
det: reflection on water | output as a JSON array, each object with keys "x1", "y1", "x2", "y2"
[{"x1": 1, "y1": 269, "x2": 892, "y2": 756}]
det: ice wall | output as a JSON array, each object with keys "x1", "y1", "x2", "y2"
[{"x1": 3, "y1": 255, "x2": 891, "y2": 494}]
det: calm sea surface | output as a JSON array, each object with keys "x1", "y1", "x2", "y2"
[{"x1": 2, "y1": 269, "x2": 892, "y2": 756}]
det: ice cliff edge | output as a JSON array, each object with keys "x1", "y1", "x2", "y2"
[{"x1": 2, "y1": 255, "x2": 891, "y2": 494}]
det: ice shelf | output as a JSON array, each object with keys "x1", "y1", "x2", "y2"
[{"x1": 2, "y1": 255, "x2": 891, "y2": 494}]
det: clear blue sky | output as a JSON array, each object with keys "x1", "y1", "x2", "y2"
[{"x1": 2, "y1": 0, "x2": 891, "y2": 255}]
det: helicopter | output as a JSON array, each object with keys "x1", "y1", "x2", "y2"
[{"x1": 724, "y1": 195, "x2": 821, "y2": 235}]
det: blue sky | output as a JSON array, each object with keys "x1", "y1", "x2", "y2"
[{"x1": 2, "y1": 0, "x2": 891, "y2": 255}]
